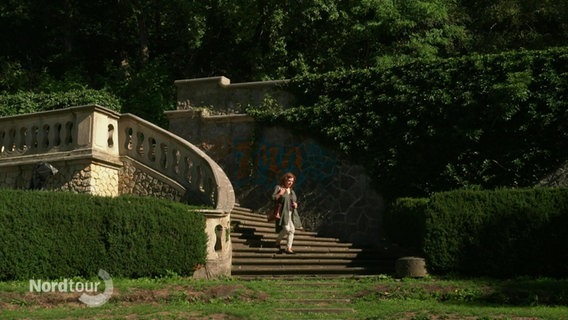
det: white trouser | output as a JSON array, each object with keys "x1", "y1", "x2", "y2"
[{"x1": 276, "y1": 212, "x2": 295, "y2": 249}]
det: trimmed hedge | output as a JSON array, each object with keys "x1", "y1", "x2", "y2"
[
  {"x1": 387, "y1": 188, "x2": 568, "y2": 278},
  {"x1": 0, "y1": 189, "x2": 206, "y2": 280}
]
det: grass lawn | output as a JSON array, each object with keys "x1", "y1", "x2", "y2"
[{"x1": 1, "y1": 275, "x2": 568, "y2": 319}]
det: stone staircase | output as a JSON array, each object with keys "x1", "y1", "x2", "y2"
[{"x1": 230, "y1": 206, "x2": 399, "y2": 278}]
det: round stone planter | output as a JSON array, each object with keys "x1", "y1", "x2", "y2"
[{"x1": 395, "y1": 256, "x2": 427, "y2": 278}]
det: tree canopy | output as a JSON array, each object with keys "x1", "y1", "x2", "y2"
[{"x1": 1, "y1": 0, "x2": 567, "y2": 122}]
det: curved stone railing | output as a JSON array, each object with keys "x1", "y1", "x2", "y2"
[
  {"x1": 0, "y1": 105, "x2": 235, "y2": 213},
  {"x1": 118, "y1": 113, "x2": 234, "y2": 213}
]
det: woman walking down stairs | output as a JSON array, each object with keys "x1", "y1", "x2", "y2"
[{"x1": 230, "y1": 206, "x2": 399, "y2": 278}]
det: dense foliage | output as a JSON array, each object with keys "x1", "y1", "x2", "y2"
[
  {"x1": 387, "y1": 188, "x2": 568, "y2": 278},
  {"x1": 249, "y1": 47, "x2": 568, "y2": 199},
  {"x1": 0, "y1": 88, "x2": 121, "y2": 116},
  {"x1": 0, "y1": 190, "x2": 207, "y2": 280},
  {"x1": 1, "y1": 1, "x2": 567, "y2": 124}
]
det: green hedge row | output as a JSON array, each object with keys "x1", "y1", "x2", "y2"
[
  {"x1": 0, "y1": 189, "x2": 206, "y2": 280},
  {"x1": 249, "y1": 46, "x2": 568, "y2": 199},
  {"x1": 386, "y1": 188, "x2": 568, "y2": 278},
  {"x1": 0, "y1": 88, "x2": 122, "y2": 117}
]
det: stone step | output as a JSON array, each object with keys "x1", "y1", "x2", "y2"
[
  {"x1": 231, "y1": 218, "x2": 320, "y2": 237},
  {"x1": 231, "y1": 264, "x2": 376, "y2": 275},
  {"x1": 230, "y1": 205, "x2": 398, "y2": 278},
  {"x1": 233, "y1": 258, "x2": 362, "y2": 265},
  {"x1": 231, "y1": 227, "x2": 336, "y2": 238},
  {"x1": 231, "y1": 231, "x2": 340, "y2": 243},
  {"x1": 231, "y1": 238, "x2": 356, "y2": 250},
  {"x1": 231, "y1": 209, "x2": 320, "y2": 232},
  {"x1": 233, "y1": 251, "x2": 363, "y2": 259},
  {"x1": 232, "y1": 242, "x2": 384, "y2": 254},
  {"x1": 233, "y1": 254, "x2": 391, "y2": 271}
]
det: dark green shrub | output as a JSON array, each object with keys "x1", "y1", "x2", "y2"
[
  {"x1": 0, "y1": 189, "x2": 206, "y2": 280},
  {"x1": 422, "y1": 188, "x2": 568, "y2": 277}
]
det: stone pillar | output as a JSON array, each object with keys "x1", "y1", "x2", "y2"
[{"x1": 192, "y1": 211, "x2": 232, "y2": 279}]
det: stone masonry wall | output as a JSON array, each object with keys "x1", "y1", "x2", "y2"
[
  {"x1": 168, "y1": 76, "x2": 386, "y2": 246},
  {"x1": 0, "y1": 159, "x2": 182, "y2": 201},
  {"x1": 168, "y1": 111, "x2": 384, "y2": 246},
  {"x1": 0, "y1": 160, "x2": 119, "y2": 196},
  {"x1": 118, "y1": 159, "x2": 183, "y2": 201}
]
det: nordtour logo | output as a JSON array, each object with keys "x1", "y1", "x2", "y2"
[{"x1": 29, "y1": 269, "x2": 113, "y2": 307}]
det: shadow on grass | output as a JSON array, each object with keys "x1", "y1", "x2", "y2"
[
  {"x1": 480, "y1": 278, "x2": 568, "y2": 306},
  {"x1": 426, "y1": 277, "x2": 568, "y2": 307},
  {"x1": 354, "y1": 277, "x2": 568, "y2": 307}
]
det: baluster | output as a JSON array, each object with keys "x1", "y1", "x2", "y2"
[
  {"x1": 197, "y1": 164, "x2": 205, "y2": 192},
  {"x1": 0, "y1": 129, "x2": 5, "y2": 154},
  {"x1": 185, "y1": 156, "x2": 195, "y2": 187},
  {"x1": 16, "y1": 127, "x2": 27, "y2": 152},
  {"x1": 48, "y1": 123, "x2": 57, "y2": 149},
  {"x1": 64, "y1": 122, "x2": 73, "y2": 146},
  {"x1": 172, "y1": 148, "x2": 180, "y2": 175},
  {"x1": 53, "y1": 123, "x2": 62, "y2": 147},
  {"x1": 8, "y1": 128, "x2": 16, "y2": 152},
  {"x1": 107, "y1": 124, "x2": 114, "y2": 148},
  {"x1": 210, "y1": 176, "x2": 218, "y2": 205},
  {"x1": 25, "y1": 125, "x2": 34, "y2": 152},
  {"x1": 136, "y1": 131, "x2": 144, "y2": 158},
  {"x1": 24, "y1": 126, "x2": 34, "y2": 151},
  {"x1": 204, "y1": 175, "x2": 214, "y2": 204},
  {"x1": 159, "y1": 143, "x2": 168, "y2": 170},
  {"x1": 41, "y1": 124, "x2": 50, "y2": 149},
  {"x1": 31, "y1": 126, "x2": 39, "y2": 149},
  {"x1": 124, "y1": 127, "x2": 133, "y2": 151},
  {"x1": 148, "y1": 137, "x2": 156, "y2": 162}
]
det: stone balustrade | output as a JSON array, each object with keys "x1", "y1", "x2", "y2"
[
  {"x1": 0, "y1": 105, "x2": 234, "y2": 212},
  {"x1": 0, "y1": 105, "x2": 119, "y2": 163},
  {"x1": 118, "y1": 113, "x2": 234, "y2": 212}
]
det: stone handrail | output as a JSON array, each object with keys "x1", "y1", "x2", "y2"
[
  {"x1": 0, "y1": 105, "x2": 118, "y2": 163},
  {"x1": 118, "y1": 113, "x2": 234, "y2": 213}
]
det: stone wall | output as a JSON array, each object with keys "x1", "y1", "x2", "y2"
[
  {"x1": 175, "y1": 76, "x2": 293, "y2": 114},
  {"x1": 539, "y1": 161, "x2": 568, "y2": 188},
  {"x1": 118, "y1": 159, "x2": 183, "y2": 201},
  {"x1": 167, "y1": 77, "x2": 385, "y2": 246},
  {"x1": 0, "y1": 160, "x2": 120, "y2": 197}
]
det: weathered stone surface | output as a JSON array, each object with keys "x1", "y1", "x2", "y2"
[
  {"x1": 168, "y1": 90, "x2": 385, "y2": 246},
  {"x1": 395, "y1": 257, "x2": 428, "y2": 278},
  {"x1": 539, "y1": 161, "x2": 568, "y2": 187}
]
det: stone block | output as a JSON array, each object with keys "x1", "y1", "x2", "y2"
[{"x1": 395, "y1": 256, "x2": 428, "y2": 278}]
